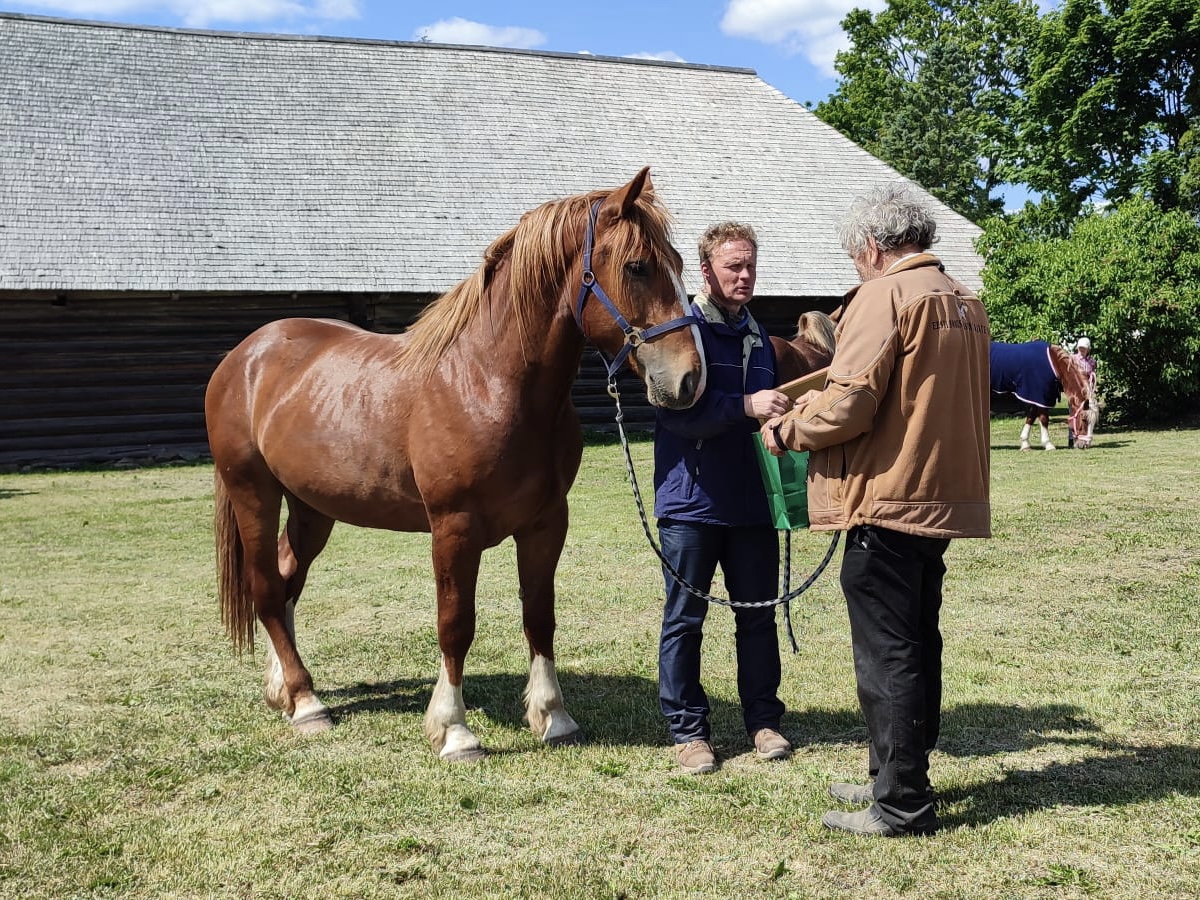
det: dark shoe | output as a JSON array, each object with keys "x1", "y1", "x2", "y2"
[
  {"x1": 822, "y1": 806, "x2": 936, "y2": 837},
  {"x1": 676, "y1": 739, "x2": 718, "y2": 775},
  {"x1": 828, "y1": 781, "x2": 874, "y2": 805},
  {"x1": 822, "y1": 806, "x2": 898, "y2": 836},
  {"x1": 752, "y1": 728, "x2": 792, "y2": 761}
]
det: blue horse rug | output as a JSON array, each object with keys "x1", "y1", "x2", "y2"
[{"x1": 990, "y1": 341, "x2": 1060, "y2": 408}]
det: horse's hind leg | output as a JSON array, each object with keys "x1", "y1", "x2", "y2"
[
  {"x1": 223, "y1": 467, "x2": 329, "y2": 733},
  {"x1": 1020, "y1": 409, "x2": 1034, "y2": 450},
  {"x1": 515, "y1": 501, "x2": 581, "y2": 747},
  {"x1": 262, "y1": 498, "x2": 336, "y2": 733},
  {"x1": 1037, "y1": 411, "x2": 1055, "y2": 450}
]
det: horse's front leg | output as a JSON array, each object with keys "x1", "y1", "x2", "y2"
[
  {"x1": 515, "y1": 501, "x2": 581, "y2": 747},
  {"x1": 425, "y1": 517, "x2": 486, "y2": 762}
]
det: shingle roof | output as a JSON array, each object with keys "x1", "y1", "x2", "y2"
[{"x1": 0, "y1": 13, "x2": 985, "y2": 296}]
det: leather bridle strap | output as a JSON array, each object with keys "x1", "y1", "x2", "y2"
[{"x1": 574, "y1": 200, "x2": 697, "y2": 379}]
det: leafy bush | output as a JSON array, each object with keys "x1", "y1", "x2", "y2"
[{"x1": 978, "y1": 198, "x2": 1200, "y2": 422}]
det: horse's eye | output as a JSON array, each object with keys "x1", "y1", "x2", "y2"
[{"x1": 625, "y1": 259, "x2": 650, "y2": 278}]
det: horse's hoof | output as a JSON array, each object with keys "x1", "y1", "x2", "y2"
[
  {"x1": 1019, "y1": 444, "x2": 1031, "y2": 452},
  {"x1": 1044, "y1": 443, "x2": 1056, "y2": 451},
  {"x1": 289, "y1": 709, "x2": 334, "y2": 735},
  {"x1": 441, "y1": 746, "x2": 487, "y2": 763},
  {"x1": 546, "y1": 728, "x2": 584, "y2": 748}
]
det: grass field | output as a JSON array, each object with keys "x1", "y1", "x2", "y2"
[{"x1": 1, "y1": 414, "x2": 1198, "y2": 898}]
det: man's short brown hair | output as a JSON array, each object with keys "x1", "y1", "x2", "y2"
[{"x1": 698, "y1": 222, "x2": 758, "y2": 265}]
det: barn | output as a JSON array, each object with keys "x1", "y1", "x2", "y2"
[{"x1": 0, "y1": 12, "x2": 986, "y2": 467}]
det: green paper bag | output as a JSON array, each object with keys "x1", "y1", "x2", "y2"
[{"x1": 753, "y1": 433, "x2": 809, "y2": 530}]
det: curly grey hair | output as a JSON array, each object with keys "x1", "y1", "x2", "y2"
[{"x1": 838, "y1": 185, "x2": 938, "y2": 258}]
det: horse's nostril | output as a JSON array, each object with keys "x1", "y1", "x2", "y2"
[{"x1": 680, "y1": 372, "x2": 696, "y2": 404}]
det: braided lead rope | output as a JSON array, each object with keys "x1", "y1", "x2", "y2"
[{"x1": 606, "y1": 376, "x2": 840, "y2": 652}]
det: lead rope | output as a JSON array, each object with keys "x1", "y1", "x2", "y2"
[{"x1": 606, "y1": 376, "x2": 839, "y2": 653}]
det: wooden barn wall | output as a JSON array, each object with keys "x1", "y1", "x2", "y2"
[{"x1": 0, "y1": 291, "x2": 840, "y2": 468}]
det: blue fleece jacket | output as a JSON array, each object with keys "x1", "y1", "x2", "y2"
[{"x1": 652, "y1": 296, "x2": 777, "y2": 526}]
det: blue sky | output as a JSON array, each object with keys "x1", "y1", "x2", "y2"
[{"x1": 2, "y1": 0, "x2": 889, "y2": 109}]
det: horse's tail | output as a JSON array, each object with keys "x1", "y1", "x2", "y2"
[{"x1": 213, "y1": 472, "x2": 256, "y2": 653}]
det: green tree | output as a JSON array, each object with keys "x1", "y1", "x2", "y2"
[
  {"x1": 979, "y1": 198, "x2": 1200, "y2": 421},
  {"x1": 815, "y1": 0, "x2": 1040, "y2": 223},
  {"x1": 1020, "y1": 0, "x2": 1200, "y2": 219}
]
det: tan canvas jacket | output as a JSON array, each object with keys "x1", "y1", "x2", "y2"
[{"x1": 774, "y1": 253, "x2": 991, "y2": 538}]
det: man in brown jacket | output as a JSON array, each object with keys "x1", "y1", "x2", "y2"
[{"x1": 761, "y1": 185, "x2": 991, "y2": 836}]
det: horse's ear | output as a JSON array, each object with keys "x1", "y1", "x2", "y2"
[{"x1": 605, "y1": 167, "x2": 652, "y2": 219}]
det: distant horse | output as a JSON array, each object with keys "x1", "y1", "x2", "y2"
[
  {"x1": 205, "y1": 168, "x2": 705, "y2": 761},
  {"x1": 771, "y1": 310, "x2": 837, "y2": 386},
  {"x1": 990, "y1": 341, "x2": 1097, "y2": 450}
]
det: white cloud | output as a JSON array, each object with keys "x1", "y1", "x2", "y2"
[
  {"x1": 625, "y1": 50, "x2": 687, "y2": 63},
  {"x1": 413, "y1": 17, "x2": 545, "y2": 50},
  {"x1": 6, "y1": 0, "x2": 361, "y2": 28},
  {"x1": 720, "y1": 0, "x2": 886, "y2": 76}
]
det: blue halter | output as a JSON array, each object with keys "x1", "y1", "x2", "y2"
[{"x1": 573, "y1": 200, "x2": 698, "y2": 380}]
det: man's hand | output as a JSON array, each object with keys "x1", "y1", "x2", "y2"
[
  {"x1": 744, "y1": 389, "x2": 792, "y2": 421},
  {"x1": 790, "y1": 388, "x2": 822, "y2": 415},
  {"x1": 760, "y1": 417, "x2": 787, "y2": 457}
]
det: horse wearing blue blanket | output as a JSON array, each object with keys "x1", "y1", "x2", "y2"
[{"x1": 990, "y1": 340, "x2": 1097, "y2": 450}]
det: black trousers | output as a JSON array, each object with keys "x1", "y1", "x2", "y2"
[{"x1": 841, "y1": 524, "x2": 949, "y2": 834}]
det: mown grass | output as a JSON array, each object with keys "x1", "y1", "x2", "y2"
[{"x1": 1, "y1": 413, "x2": 1198, "y2": 898}]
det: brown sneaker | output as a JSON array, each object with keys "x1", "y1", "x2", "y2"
[
  {"x1": 676, "y1": 739, "x2": 718, "y2": 775},
  {"x1": 752, "y1": 728, "x2": 792, "y2": 761}
]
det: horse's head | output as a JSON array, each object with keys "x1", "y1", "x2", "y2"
[
  {"x1": 1052, "y1": 346, "x2": 1098, "y2": 448},
  {"x1": 1072, "y1": 377, "x2": 1099, "y2": 448},
  {"x1": 573, "y1": 168, "x2": 706, "y2": 409}
]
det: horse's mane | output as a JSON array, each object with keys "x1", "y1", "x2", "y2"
[
  {"x1": 1049, "y1": 344, "x2": 1095, "y2": 407},
  {"x1": 397, "y1": 184, "x2": 677, "y2": 376},
  {"x1": 795, "y1": 310, "x2": 836, "y2": 356}
]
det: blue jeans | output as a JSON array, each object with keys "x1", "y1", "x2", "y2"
[{"x1": 658, "y1": 520, "x2": 784, "y2": 743}]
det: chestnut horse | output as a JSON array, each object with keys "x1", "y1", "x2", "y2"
[
  {"x1": 990, "y1": 340, "x2": 1097, "y2": 450},
  {"x1": 205, "y1": 169, "x2": 706, "y2": 761},
  {"x1": 771, "y1": 310, "x2": 836, "y2": 386}
]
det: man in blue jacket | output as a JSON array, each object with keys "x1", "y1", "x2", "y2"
[{"x1": 654, "y1": 221, "x2": 794, "y2": 774}]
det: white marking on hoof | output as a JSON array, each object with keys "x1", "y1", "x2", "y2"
[
  {"x1": 524, "y1": 655, "x2": 581, "y2": 745},
  {"x1": 263, "y1": 650, "x2": 287, "y2": 710},
  {"x1": 425, "y1": 660, "x2": 478, "y2": 758},
  {"x1": 439, "y1": 723, "x2": 486, "y2": 762},
  {"x1": 1019, "y1": 441, "x2": 1031, "y2": 452},
  {"x1": 542, "y1": 711, "x2": 583, "y2": 747},
  {"x1": 1044, "y1": 442, "x2": 1056, "y2": 451},
  {"x1": 262, "y1": 601, "x2": 296, "y2": 711},
  {"x1": 288, "y1": 694, "x2": 332, "y2": 734}
]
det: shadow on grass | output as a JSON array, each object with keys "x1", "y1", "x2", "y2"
[
  {"x1": 989, "y1": 440, "x2": 1134, "y2": 453},
  {"x1": 936, "y1": 701, "x2": 1200, "y2": 826},
  {"x1": 0, "y1": 488, "x2": 38, "y2": 499},
  {"x1": 322, "y1": 672, "x2": 668, "y2": 743},
  {"x1": 321, "y1": 677, "x2": 1100, "y2": 750},
  {"x1": 814, "y1": 699, "x2": 1200, "y2": 827},
  {"x1": 321, "y1": 675, "x2": 1200, "y2": 820},
  {"x1": 323, "y1": 671, "x2": 806, "y2": 748},
  {"x1": 940, "y1": 742, "x2": 1200, "y2": 829}
]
